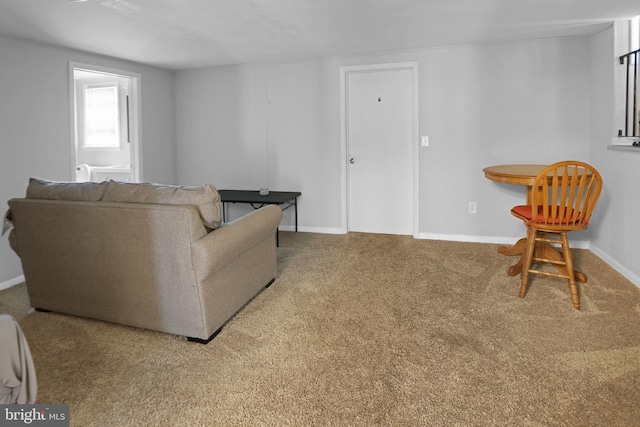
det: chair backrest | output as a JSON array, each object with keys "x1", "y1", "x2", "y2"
[{"x1": 531, "y1": 161, "x2": 602, "y2": 229}]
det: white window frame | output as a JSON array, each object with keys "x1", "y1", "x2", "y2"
[
  {"x1": 80, "y1": 82, "x2": 122, "y2": 149},
  {"x1": 631, "y1": 15, "x2": 639, "y2": 52},
  {"x1": 76, "y1": 76, "x2": 130, "y2": 150}
]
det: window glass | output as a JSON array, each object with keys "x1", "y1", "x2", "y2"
[{"x1": 83, "y1": 84, "x2": 120, "y2": 148}]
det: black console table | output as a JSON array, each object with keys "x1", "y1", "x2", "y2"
[{"x1": 219, "y1": 190, "x2": 301, "y2": 245}]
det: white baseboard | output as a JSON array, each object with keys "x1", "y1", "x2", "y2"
[
  {"x1": 279, "y1": 225, "x2": 344, "y2": 234},
  {"x1": 590, "y1": 244, "x2": 640, "y2": 288},
  {"x1": 416, "y1": 232, "x2": 591, "y2": 249},
  {"x1": 0, "y1": 275, "x2": 25, "y2": 291},
  {"x1": 417, "y1": 232, "x2": 518, "y2": 245}
]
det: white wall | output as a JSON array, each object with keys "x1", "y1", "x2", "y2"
[
  {"x1": 0, "y1": 35, "x2": 176, "y2": 286},
  {"x1": 176, "y1": 61, "x2": 341, "y2": 231},
  {"x1": 589, "y1": 24, "x2": 640, "y2": 286},
  {"x1": 415, "y1": 39, "x2": 590, "y2": 240},
  {"x1": 175, "y1": 37, "x2": 592, "y2": 237},
  {"x1": 5, "y1": 28, "x2": 639, "y2": 289}
]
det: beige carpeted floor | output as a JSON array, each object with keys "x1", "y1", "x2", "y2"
[{"x1": 4, "y1": 232, "x2": 640, "y2": 426}]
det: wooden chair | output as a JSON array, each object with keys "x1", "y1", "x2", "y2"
[{"x1": 510, "y1": 161, "x2": 602, "y2": 309}]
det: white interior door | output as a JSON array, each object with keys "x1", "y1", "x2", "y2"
[{"x1": 346, "y1": 66, "x2": 415, "y2": 235}]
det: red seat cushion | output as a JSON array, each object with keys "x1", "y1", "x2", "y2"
[{"x1": 511, "y1": 205, "x2": 588, "y2": 226}]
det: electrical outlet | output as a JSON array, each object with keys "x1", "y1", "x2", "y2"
[
  {"x1": 468, "y1": 202, "x2": 477, "y2": 213},
  {"x1": 421, "y1": 136, "x2": 429, "y2": 147}
]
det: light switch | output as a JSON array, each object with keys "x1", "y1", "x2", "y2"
[{"x1": 421, "y1": 136, "x2": 429, "y2": 147}]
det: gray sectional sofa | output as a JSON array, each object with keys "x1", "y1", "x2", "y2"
[{"x1": 7, "y1": 178, "x2": 282, "y2": 343}]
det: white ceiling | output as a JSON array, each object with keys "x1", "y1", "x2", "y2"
[{"x1": 0, "y1": 0, "x2": 639, "y2": 70}]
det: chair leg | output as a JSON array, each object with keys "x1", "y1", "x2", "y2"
[
  {"x1": 560, "y1": 232, "x2": 580, "y2": 310},
  {"x1": 520, "y1": 226, "x2": 537, "y2": 299}
]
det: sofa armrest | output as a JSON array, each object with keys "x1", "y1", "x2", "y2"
[{"x1": 191, "y1": 205, "x2": 283, "y2": 281}]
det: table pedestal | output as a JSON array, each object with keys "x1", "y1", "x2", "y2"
[{"x1": 498, "y1": 235, "x2": 586, "y2": 283}]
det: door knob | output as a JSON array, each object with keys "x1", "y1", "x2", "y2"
[{"x1": 350, "y1": 158, "x2": 355, "y2": 164}]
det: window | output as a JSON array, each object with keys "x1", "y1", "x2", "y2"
[
  {"x1": 618, "y1": 16, "x2": 640, "y2": 139},
  {"x1": 83, "y1": 84, "x2": 120, "y2": 148},
  {"x1": 74, "y1": 73, "x2": 130, "y2": 149}
]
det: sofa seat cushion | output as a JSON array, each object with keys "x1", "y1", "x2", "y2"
[
  {"x1": 102, "y1": 180, "x2": 222, "y2": 229},
  {"x1": 26, "y1": 178, "x2": 108, "y2": 201}
]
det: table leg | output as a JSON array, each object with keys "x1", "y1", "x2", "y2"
[
  {"x1": 498, "y1": 238, "x2": 527, "y2": 276},
  {"x1": 498, "y1": 238, "x2": 527, "y2": 257}
]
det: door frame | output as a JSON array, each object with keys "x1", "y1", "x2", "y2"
[
  {"x1": 339, "y1": 62, "x2": 419, "y2": 237},
  {"x1": 68, "y1": 62, "x2": 142, "y2": 182}
]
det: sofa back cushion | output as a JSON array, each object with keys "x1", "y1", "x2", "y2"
[
  {"x1": 26, "y1": 178, "x2": 108, "y2": 201},
  {"x1": 102, "y1": 180, "x2": 222, "y2": 229}
]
